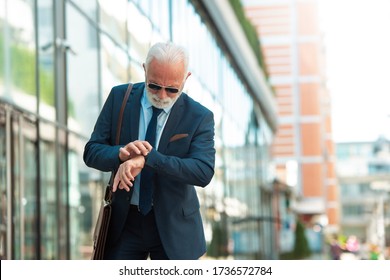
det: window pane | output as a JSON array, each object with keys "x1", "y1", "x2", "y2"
[
  {"x1": 37, "y1": 0, "x2": 55, "y2": 121},
  {"x1": 127, "y1": 2, "x2": 153, "y2": 65},
  {"x1": 66, "y1": 3, "x2": 99, "y2": 136},
  {"x1": 11, "y1": 113, "x2": 38, "y2": 259},
  {"x1": 100, "y1": 34, "x2": 129, "y2": 101},
  {"x1": 40, "y1": 127, "x2": 58, "y2": 259},
  {"x1": 99, "y1": 0, "x2": 127, "y2": 46},
  {"x1": 68, "y1": 132, "x2": 94, "y2": 259},
  {"x1": 0, "y1": 0, "x2": 37, "y2": 113},
  {"x1": 73, "y1": 0, "x2": 97, "y2": 21}
]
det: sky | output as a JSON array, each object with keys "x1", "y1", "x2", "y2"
[{"x1": 318, "y1": 0, "x2": 390, "y2": 143}]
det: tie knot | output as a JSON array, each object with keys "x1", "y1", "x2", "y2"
[{"x1": 152, "y1": 106, "x2": 163, "y2": 117}]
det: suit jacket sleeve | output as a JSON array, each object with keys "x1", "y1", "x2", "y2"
[{"x1": 146, "y1": 106, "x2": 215, "y2": 187}]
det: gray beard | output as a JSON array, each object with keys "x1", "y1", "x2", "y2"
[{"x1": 146, "y1": 89, "x2": 181, "y2": 109}]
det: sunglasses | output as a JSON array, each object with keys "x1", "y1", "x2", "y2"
[{"x1": 147, "y1": 83, "x2": 180, "y2": 94}]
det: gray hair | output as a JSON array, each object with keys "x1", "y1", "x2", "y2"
[{"x1": 145, "y1": 42, "x2": 189, "y2": 74}]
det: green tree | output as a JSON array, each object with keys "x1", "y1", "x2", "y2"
[
  {"x1": 228, "y1": 0, "x2": 269, "y2": 78},
  {"x1": 292, "y1": 220, "x2": 311, "y2": 259},
  {"x1": 0, "y1": 32, "x2": 54, "y2": 106},
  {"x1": 207, "y1": 221, "x2": 229, "y2": 258}
]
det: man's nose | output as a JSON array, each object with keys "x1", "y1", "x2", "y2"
[{"x1": 156, "y1": 89, "x2": 169, "y2": 98}]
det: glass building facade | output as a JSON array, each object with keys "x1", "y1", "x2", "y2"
[
  {"x1": 0, "y1": 0, "x2": 282, "y2": 259},
  {"x1": 336, "y1": 139, "x2": 390, "y2": 251}
]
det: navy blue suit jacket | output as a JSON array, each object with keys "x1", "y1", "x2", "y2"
[{"x1": 83, "y1": 82, "x2": 215, "y2": 259}]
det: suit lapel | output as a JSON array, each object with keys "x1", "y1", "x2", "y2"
[{"x1": 158, "y1": 94, "x2": 185, "y2": 153}]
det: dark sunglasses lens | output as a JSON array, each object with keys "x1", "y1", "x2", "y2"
[
  {"x1": 148, "y1": 83, "x2": 179, "y2": 94},
  {"x1": 166, "y1": 88, "x2": 179, "y2": 94},
  {"x1": 148, "y1": 83, "x2": 162, "y2": 90}
]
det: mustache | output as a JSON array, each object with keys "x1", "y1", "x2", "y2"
[{"x1": 146, "y1": 90, "x2": 181, "y2": 109}]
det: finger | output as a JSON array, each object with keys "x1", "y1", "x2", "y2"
[
  {"x1": 119, "y1": 147, "x2": 131, "y2": 157},
  {"x1": 125, "y1": 167, "x2": 135, "y2": 182},
  {"x1": 118, "y1": 181, "x2": 130, "y2": 192},
  {"x1": 112, "y1": 172, "x2": 119, "y2": 192},
  {"x1": 137, "y1": 141, "x2": 152, "y2": 156},
  {"x1": 125, "y1": 142, "x2": 142, "y2": 155},
  {"x1": 119, "y1": 182, "x2": 130, "y2": 192},
  {"x1": 142, "y1": 141, "x2": 153, "y2": 151},
  {"x1": 132, "y1": 140, "x2": 153, "y2": 156},
  {"x1": 121, "y1": 168, "x2": 134, "y2": 186}
]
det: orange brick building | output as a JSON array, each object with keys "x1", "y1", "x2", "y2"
[{"x1": 243, "y1": 0, "x2": 339, "y2": 232}]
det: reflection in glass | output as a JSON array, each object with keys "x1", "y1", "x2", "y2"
[
  {"x1": 0, "y1": 0, "x2": 36, "y2": 113},
  {"x1": 57, "y1": 131, "x2": 67, "y2": 260},
  {"x1": 22, "y1": 127, "x2": 38, "y2": 259},
  {"x1": 0, "y1": 106, "x2": 7, "y2": 259},
  {"x1": 100, "y1": 34, "x2": 129, "y2": 100},
  {"x1": 99, "y1": 0, "x2": 127, "y2": 46},
  {"x1": 68, "y1": 132, "x2": 93, "y2": 259},
  {"x1": 66, "y1": 3, "x2": 99, "y2": 135},
  {"x1": 40, "y1": 137, "x2": 58, "y2": 259},
  {"x1": 127, "y1": 2, "x2": 153, "y2": 67},
  {"x1": 73, "y1": 0, "x2": 97, "y2": 21},
  {"x1": 129, "y1": 60, "x2": 144, "y2": 84},
  {"x1": 12, "y1": 114, "x2": 38, "y2": 259},
  {"x1": 37, "y1": 0, "x2": 55, "y2": 121}
]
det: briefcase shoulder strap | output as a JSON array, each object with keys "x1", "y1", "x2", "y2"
[
  {"x1": 106, "y1": 83, "x2": 133, "y2": 200},
  {"x1": 116, "y1": 83, "x2": 133, "y2": 145}
]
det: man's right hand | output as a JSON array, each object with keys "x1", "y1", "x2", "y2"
[{"x1": 119, "y1": 140, "x2": 153, "y2": 162}]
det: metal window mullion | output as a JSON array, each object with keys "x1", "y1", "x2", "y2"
[
  {"x1": 18, "y1": 115, "x2": 25, "y2": 260},
  {"x1": 5, "y1": 106, "x2": 12, "y2": 259}
]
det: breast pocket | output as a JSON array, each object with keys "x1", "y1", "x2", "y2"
[{"x1": 166, "y1": 133, "x2": 191, "y2": 156}]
